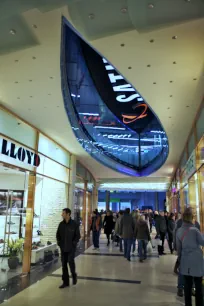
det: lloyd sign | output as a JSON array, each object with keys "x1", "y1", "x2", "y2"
[{"x1": 0, "y1": 138, "x2": 40, "y2": 167}]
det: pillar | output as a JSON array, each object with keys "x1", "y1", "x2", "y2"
[
  {"x1": 106, "y1": 190, "x2": 110, "y2": 211},
  {"x1": 68, "y1": 155, "x2": 76, "y2": 213},
  {"x1": 92, "y1": 182, "x2": 99, "y2": 211}
]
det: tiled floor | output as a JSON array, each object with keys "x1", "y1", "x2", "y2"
[{"x1": 4, "y1": 236, "x2": 185, "y2": 306}]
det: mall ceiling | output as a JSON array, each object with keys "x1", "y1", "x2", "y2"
[{"x1": 0, "y1": 0, "x2": 203, "y2": 188}]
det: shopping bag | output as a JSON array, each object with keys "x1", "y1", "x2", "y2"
[{"x1": 147, "y1": 241, "x2": 153, "y2": 254}]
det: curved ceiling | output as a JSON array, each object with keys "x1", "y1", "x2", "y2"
[{"x1": 0, "y1": 0, "x2": 203, "y2": 186}]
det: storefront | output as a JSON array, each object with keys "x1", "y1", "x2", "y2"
[
  {"x1": 168, "y1": 102, "x2": 204, "y2": 231},
  {"x1": 74, "y1": 162, "x2": 95, "y2": 240},
  {"x1": 0, "y1": 106, "x2": 96, "y2": 276}
]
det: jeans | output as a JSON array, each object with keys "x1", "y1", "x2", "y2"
[
  {"x1": 138, "y1": 240, "x2": 147, "y2": 259},
  {"x1": 178, "y1": 272, "x2": 184, "y2": 289},
  {"x1": 158, "y1": 232, "x2": 166, "y2": 255},
  {"x1": 132, "y1": 239, "x2": 136, "y2": 253},
  {"x1": 61, "y1": 251, "x2": 76, "y2": 285},
  {"x1": 124, "y1": 239, "x2": 133, "y2": 260},
  {"x1": 168, "y1": 233, "x2": 174, "y2": 253},
  {"x1": 93, "y1": 231, "x2": 100, "y2": 248},
  {"x1": 184, "y1": 275, "x2": 203, "y2": 306}
]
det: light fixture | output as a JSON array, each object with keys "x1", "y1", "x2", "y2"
[
  {"x1": 193, "y1": 78, "x2": 197, "y2": 81},
  {"x1": 170, "y1": 95, "x2": 173, "y2": 97},
  {"x1": 48, "y1": 93, "x2": 51, "y2": 95},
  {"x1": 167, "y1": 107, "x2": 170, "y2": 109},
  {"x1": 147, "y1": 64, "x2": 151, "y2": 67},
  {"x1": 169, "y1": 116, "x2": 171, "y2": 119},
  {"x1": 149, "y1": 39, "x2": 154, "y2": 43},
  {"x1": 153, "y1": 82, "x2": 156, "y2": 85},
  {"x1": 173, "y1": 61, "x2": 176, "y2": 64},
  {"x1": 10, "y1": 29, "x2": 16, "y2": 35},
  {"x1": 15, "y1": 60, "x2": 19, "y2": 63},
  {"x1": 32, "y1": 24, "x2": 37, "y2": 29},
  {"x1": 88, "y1": 13, "x2": 95, "y2": 19},
  {"x1": 79, "y1": 112, "x2": 99, "y2": 116},
  {"x1": 121, "y1": 7, "x2": 128, "y2": 13},
  {"x1": 148, "y1": 3, "x2": 154, "y2": 9},
  {"x1": 121, "y1": 43, "x2": 125, "y2": 47},
  {"x1": 50, "y1": 76, "x2": 54, "y2": 79},
  {"x1": 17, "y1": 97, "x2": 20, "y2": 99},
  {"x1": 29, "y1": 80, "x2": 32, "y2": 82},
  {"x1": 32, "y1": 56, "x2": 36, "y2": 60},
  {"x1": 186, "y1": 105, "x2": 189, "y2": 108},
  {"x1": 172, "y1": 36, "x2": 178, "y2": 39},
  {"x1": 94, "y1": 126, "x2": 126, "y2": 130},
  {"x1": 170, "y1": 80, "x2": 173, "y2": 83},
  {"x1": 15, "y1": 81, "x2": 18, "y2": 84},
  {"x1": 30, "y1": 96, "x2": 33, "y2": 98},
  {"x1": 128, "y1": 66, "x2": 132, "y2": 69}
]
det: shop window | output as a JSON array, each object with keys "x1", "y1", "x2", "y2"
[
  {"x1": 196, "y1": 106, "x2": 204, "y2": 142},
  {"x1": 188, "y1": 132, "x2": 195, "y2": 158},
  {"x1": 37, "y1": 154, "x2": 69, "y2": 183},
  {"x1": 0, "y1": 109, "x2": 36, "y2": 149},
  {"x1": 197, "y1": 136, "x2": 204, "y2": 169},
  {"x1": 38, "y1": 134, "x2": 70, "y2": 168},
  {"x1": 188, "y1": 173, "x2": 200, "y2": 224}
]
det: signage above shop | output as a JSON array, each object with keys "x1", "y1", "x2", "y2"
[
  {"x1": 182, "y1": 149, "x2": 196, "y2": 183},
  {"x1": 0, "y1": 138, "x2": 40, "y2": 167}
]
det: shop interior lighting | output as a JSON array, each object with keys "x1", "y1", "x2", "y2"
[
  {"x1": 94, "y1": 126, "x2": 126, "y2": 130},
  {"x1": 79, "y1": 112, "x2": 99, "y2": 116}
]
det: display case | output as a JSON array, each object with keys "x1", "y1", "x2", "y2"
[{"x1": 0, "y1": 190, "x2": 40, "y2": 256}]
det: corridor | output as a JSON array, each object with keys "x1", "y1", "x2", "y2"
[{"x1": 6, "y1": 237, "x2": 183, "y2": 306}]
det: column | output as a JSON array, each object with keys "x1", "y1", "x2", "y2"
[
  {"x1": 68, "y1": 155, "x2": 76, "y2": 213},
  {"x1": 106, "y1": 190, "x2": 110, "y2": 211},
  {"x1": 92, "y1": 182, "x2": 99, "y2": 211},
  {"x1": 155, "y1": 192, "x2": 159, "y2": 211}
]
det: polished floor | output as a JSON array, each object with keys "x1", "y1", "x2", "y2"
[{"x1": 5, "y1": 236, "x2": 185, "y2": 306}]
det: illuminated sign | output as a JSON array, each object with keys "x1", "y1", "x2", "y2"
[
  {"x1": 0, "y1": 138, "x2": 40, "y2": 167},
  {"x1": 122, "y1": 104, "x2": 148, "y2": 124},
  {"x1": 103, "y1": 58, "x2": 143, "y2": 103}
]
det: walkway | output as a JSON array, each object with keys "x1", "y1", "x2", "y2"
[{"x1": 5, "y1": 236, "x2": 184, "y2": 306}]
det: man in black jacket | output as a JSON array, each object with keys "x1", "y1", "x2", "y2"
[
  {"x1": 155, "y1": 211, "x2": 167, "y2": 255},
  {"x1": 56, "y1": 208, "x2": 80, "y2": 289}
]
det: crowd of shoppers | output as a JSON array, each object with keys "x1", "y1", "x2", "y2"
[{"x1": 56, "y1": 206, "x2": 204, "y2": 306}]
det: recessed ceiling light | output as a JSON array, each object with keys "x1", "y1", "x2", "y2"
[
  {"x1": 32, "y1": 56, "x2": 36, "y2": 60},
  {"x1": 173, "y1": 61, "x2": 177, "y2": 64},
  {"x1": 15, "y1": 60, "x2": 19, "y2": 63},
  {"x1": 149, "y1": 39, "x2": 154, "y2": 43},
  {"x1": 57, "y1": 106, "x2": 60, "y2": 108},
  {"x1": 169, "y1": 116, "x2": 172, "y2": 119},
  {"x1": 148, "y1": 3, "x2": 154, "y2": 9},
  {"x1": 10, "y1": 29, "x2": 16, "y2": 35},
  {"x1": 153, "y1": 82, "x2": 156, "y2": 85},
  {"x1": 17, "y1": 122, "x2": 21, "y2": 126},
  {"x1": 49, "y1": 76, "x2": 54, "y2": 79},
  {"x1": 185, "y1": 0, "x2": 191, "y2": 2},
  {"x1": 186, "y1": 105, "x2": 190, "y2": 108},
  {"x1": 170, "y1": 80, "x2": 173, "y2": 83},
  {"x1": 88, "y1": 13, "x2": 95, "y2": 19},
  {"x1": 121, "y1": 7, "x2": 128, "y2": 13},
  {"x1": 32, "y1": 24, "x2": 37, "y2": 29},
  {"x1": 128, "y1": 66, "x2": 132, "y2": 69},
  {"x1": 17, "y1": 97, "x2": 20, "y2": 99},
  {"x1": 29, "y1": 80, "x2": 32, "y2": 82},
  {"x1": 167, "y1": 107, "x2": 170, "y2": 109},
  {"x1": 28, "y1": 108, "x2": 31, "y2": 111},
  {"x1": 120, "y1": 43, "x2": 125, "y2": 47},
  {"x1": 147, "y1": 64, "x2": 151, "y2": 67},
  {"x1": 193, "y1": 78, "x2": 197, "y2": 81},
  {"x1": 170, "y1": 95, "x2": 173, "y2": 97},
  {"x1": 48, "y1": 93, "x2": 51, "y2": 95},
  {"x1": 172, "y1": 36, "x2": 178, "y2": 39},
  {"x1": 30, "y1": 96, "x2": 33, "y2": 98},
  {"x1": 15, "y1": 81, "x2": 18, "y2": 84}
]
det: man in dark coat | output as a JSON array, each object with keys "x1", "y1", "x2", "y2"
[
  {"x1": 56, "y1": 208, "x2": 80, "y2": 289},
  {"x1": 120, "y1": 208, "x2": 135, "y2": 261},
  {"x1": 155, "y1": 211, "x2": 167, "y2": 255},
  {"x1": 103, "y1": 211, "x2": 114, "y2": 246}
]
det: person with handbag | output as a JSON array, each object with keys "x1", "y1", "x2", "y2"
[{"x1": 176, "y1": 207, "x2": 204, "y2": 306}]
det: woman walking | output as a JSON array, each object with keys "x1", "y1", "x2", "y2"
[
  {"x1": 176, "y1": 207, "x2": 204, "y2": 306},
  {"x1": 103, "y1": 211, "x2": 114, "y2": 246}
]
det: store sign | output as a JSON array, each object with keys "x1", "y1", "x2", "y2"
[
  {"x1": 0, "y1": 138, "x2": 40, "y2": 167},
  {"x1": 183, "y1": 150, "x2": 196, "y2": 183}
]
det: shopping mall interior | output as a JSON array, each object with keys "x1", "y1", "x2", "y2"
[{"x1": 0, "y1": 0, "x2": 203, "y2": 305}]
